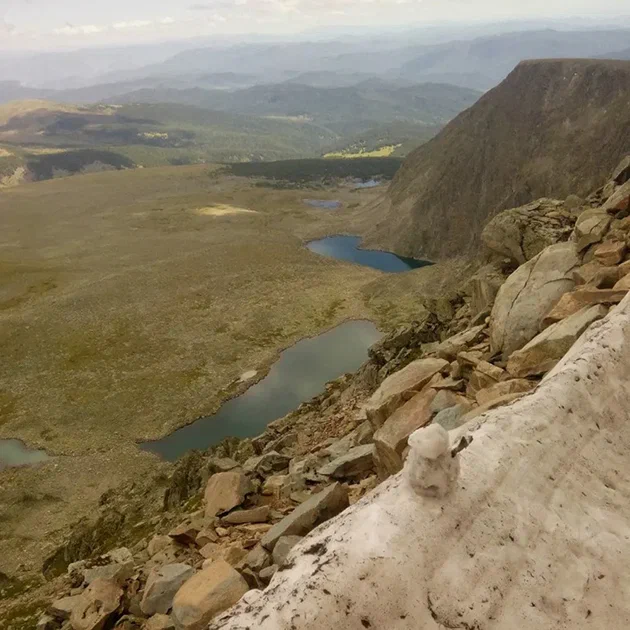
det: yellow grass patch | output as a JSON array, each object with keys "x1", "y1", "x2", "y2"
[
  {"x1": 0, "y1": 148, "x2": 13, "y2": 157},
  {"x1": 194, "y1": 204, "x2": 257, "y2": 217}
]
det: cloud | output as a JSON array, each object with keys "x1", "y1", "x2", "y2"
[
  {"x1": 50, "y1": 17, "x2": 177, "y2": 37},
  {"x1": 53, "y1": 23, "x2": 106, "y2": 35},
  {"x1": 112, "y1": 20, "x2": 153, "y2": 30}
]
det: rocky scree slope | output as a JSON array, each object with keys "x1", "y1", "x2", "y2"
[
  {"x1": 367, "y1": 59, "x2": 630, "y2": 260},
  {"x1": 7, "y1": 157, "x2": 630, "y2": 629}
]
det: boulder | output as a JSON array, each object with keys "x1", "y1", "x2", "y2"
[
  {"x1": 432, "y1": 403, "x2": 472, "y2": 431},
  {"x1": 574, "y1": 208, "x2": 612, "y2": 251},
  {"x1": 590, "y1": 266, "x2": 621, "y2": 289},
  {"x1": 364, "y1": 357, "x2": 448, "y2": 429},
  {"x1": 542, "y1": 288, "x2": 627, "y2": 327},
  {"x1": 243, "y1": 452, "x2": 291, "y2": 477},
  {"x1": 475, "y1": 379, "x2": 536, "y2": 406},
  {"x1": 481, "y1": 198, "x2": 573, "y2": 265},
  {"x1": 199, "y1": 543, "x2": 220, "y2": 560},
  {"x1": 206, "y1": 458, "x2": 240, "y2": 474},
  {"x1": 141, "y1": 564, "x2": 195, "y2": 616},
  {"x1": 50, "y1": 595, "x2": 82, "y2": 620},
  {"x1": 614, "y1": 273, "x2": 630, "y2": 290},
  {"x1": 430, "y1": 389, "x2": 467, "y2": 416},
  {"x1": 258, "y1": 565, "x2": 278, "y2": 582},
  {"x1": 195, "y1": 527, "x2": 218, "y2": 547},
  {"x1": 373, "y1": 387, "x2": 437, "y2": 478},
  {"x1": 148, "y1": 536, "x2": 176, "y2": 558},
  {"x1": 221, "y1": 545, "x2": 247, "y2": 567},
  {"x1": 593, "y1": 241, "x2": 627, "y2": 266},
  {"x1": 37, "y1": 615, "x2": 57, "y2": 630},
  {"x1": 272, "y1": 536, "x2": 302, "y2": 567},
  {"x1": 507, "y1": 305, "x2": 608, "y2": 377},
  {"x1": 204, "y1": 472, "x2": 253, "y2": 519},
  {"x1": 261, "y1": 484, "x2": 349, "y2": 551},
  {"x1": 168, "y1": 521, "x2": 202, "y2": 547},
  {"x1": 83, "y1": 548, "x2": 135, "y2": 586},
  {"x1": 490, "y1": 242, "x2": 579, "y2": 358},
  {"x1": 603, "y1": 181, "x2": 630, "y2": 213},
  {"x1": 573, "y1": 260, "x2": 605, "y2": 286},
  {"x1": 222, "y1": 506, "x2": 269, "y2": 525},
  {"x1": 144, "y1": 614, "x2": 175, "y2": 630},
  {"x1": 323, "y1": 422, "x2": 373, "y2": 459},
  {"x1": 70, "y1": 578, "x2": 123, "y2": 630},
  {"x1": 261, "y1": 474, "x2": 305, "y2": 500},
  {"x1": 467, "y1": 265, "x2": 505, "y2": 316},
  {"x1": 244, "y1": 545, "x2": 272, "y2": 572},
  {"x1": 611, "y1": 155, "x2": 630, "y2": 185},
  {"x1": 317, "y1": 444, "x2": 375, "y2": 480},
  {"x1": 171, "y1": 561, "x2": 248, "y2": 630},
  {"x1": 435, "y1": 325, "x2": 486, "y2": 361}
]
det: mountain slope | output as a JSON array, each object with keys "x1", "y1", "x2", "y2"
[
  {"x1": 367, "y1": 59, "x2": 630, "y2": 260},
  {"x1": 399, "y1": 29, "x2": 630, "y2": 89},
  {"x1": 105, "y1": 81, "x2": 481, "y2": 136}
]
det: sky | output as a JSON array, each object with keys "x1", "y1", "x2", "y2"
[{"x1": 1, "y1": 0, "x2": 629, "y2": 51}]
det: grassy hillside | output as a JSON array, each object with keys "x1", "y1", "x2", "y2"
[
  {"x1": 105, "y1": 81, "x2": 481, "y2": 135},
  {"x1": 0, "y1": 100, "x2": 341, "y2": 171},
  {"x1": 323, "y1": 120, "x2": 442, "y2": 157}
]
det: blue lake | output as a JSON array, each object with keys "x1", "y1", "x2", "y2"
[
  {"x1": 141, "y1": 320, "x2": 383, "y2": 461},
  {"x1": 303, "y1": 199, "x2": 342, "y2": 209},
  {"x1": 307, "y1": 235, "x2": 430, "y2": 273}
]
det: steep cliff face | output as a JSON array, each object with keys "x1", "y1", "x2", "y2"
[{"x1": 367, "y1": 59, "x2": 630, "y2": 259}]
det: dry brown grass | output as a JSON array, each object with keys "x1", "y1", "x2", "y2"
[{"x1": 0, "y1": 165, "x2": 446, "y2": 573}]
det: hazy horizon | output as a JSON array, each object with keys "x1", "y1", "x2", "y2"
[{"x1": 2, "y1": 0, "x2": 630, "y2": 52}]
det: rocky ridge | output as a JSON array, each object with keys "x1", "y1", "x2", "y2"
[
  {"x1": 6, "y1": 156, "x2": 630, "y2": 630},
  {"x1": 367, "y1": 59, "x2": 630, "y2": 260}
]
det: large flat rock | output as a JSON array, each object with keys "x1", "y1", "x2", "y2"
[
  {"x1": 490, "y1": 242, "x2": 579, "y2": 358},
  {"x1": 171, "y1": 560, "x2": 248, "y2": 630},
  {"x1": 364, "y1": 358, "x2": 447, "y2": 429},
  {"x1": 261, "y1": 483, "x2": 349, "y2": 551},
  {"x1": 507, "y1": 305, "x2": 607, "y2": 377}
]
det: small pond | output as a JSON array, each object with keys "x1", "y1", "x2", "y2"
[
  {"x1": 354, "y1": 179, "x2": 381, "y2": 189},
  {"x1": 0, "y1": 439, "x2": 50, "y2": 471},
  {"x1": 303, "y1": 199, "x2": 342, "y2": 210},
  {"x1": 141, "y1": 320, "x2": 383, "y2": 461},
  {"x1": 307, "y1": 235, "x2": 430, "y2": 273}
]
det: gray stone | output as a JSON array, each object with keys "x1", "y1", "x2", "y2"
[
  {"x1": 261, "y1": 483, "x2": 349, "y2": 551},
  {"x1": 272, "y1": 535, "x2": 302, "y2": 567},
  {"x1": 141, "y1": 564, "x2": 196, "y2": 616},
  {"x1": 258, "y1": 565, "x2": 278, "y2": 582},
  {"x1": 83, "y1": 548, "x2": 135, "y2": 586},
  {"x1": 244, "y1": 545, "x2": 271, "y2": 572},
  {"x1": 507, "y1": 305, "x2": 608, "y2": 377},
  {"x1": 317, "y1": 444, "x2": 375, "y2": 480},
  {"x1": 222, "y1": 506, "x2": 270, "y2": 525},
  {"x1": 603, "y1": 180, "x2": 630, "y2": 213},
  {"x1": 432, "y1": 403, "x2": 472, "y2": 431},
  {"x1": 243, "y1": 452, "x2": 291, "y2": 477},
  {"x1": 612, "y1": 155, "x2": 630, "y2": 185},
  {"x1": 490, "y1": 242, "x2": 579, "y2": 359},
  {"x1": 364, "y1": 357, "x2": 448, "y2": 429}
]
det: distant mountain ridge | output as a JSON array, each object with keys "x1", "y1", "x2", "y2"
[{"x1": 366, "y1": 59, "x2": 630, "y2": 260}]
